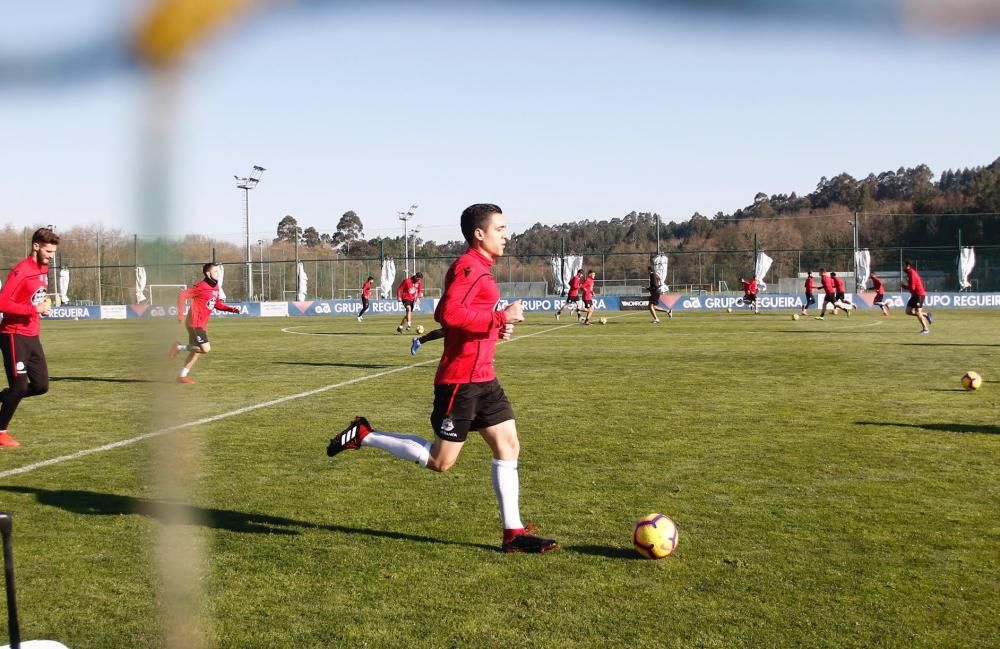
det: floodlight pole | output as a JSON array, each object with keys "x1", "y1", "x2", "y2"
[
  {"x1": 257, "y1": 239, "x2": 265, "y2": 299},
  {"x1": 398, "y1": 204, "x2": 418, "y2": 277},
  {"x1": 235, "y1": 165, "x2": 266, "y2": 300}
]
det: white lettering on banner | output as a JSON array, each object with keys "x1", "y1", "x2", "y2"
[
  {"x1": 48, "y1": 307, "x2": 91, "y2": 319},
  {"x1": 953, "y1": 293, "x2": 1000, "y2": 307},
  {"x1": 100, "y1": 305, "x2": 128, "y2": 320},
  {"x1": 314, "y1": 303, "x2": 332, "y2": 314},
  {"x1": 497, "y1": 298, "x2": 606, "y2": 312}
]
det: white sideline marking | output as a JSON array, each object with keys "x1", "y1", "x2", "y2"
[{"x1": 1, "y1": 320, "x2": 579, "y2": 479}]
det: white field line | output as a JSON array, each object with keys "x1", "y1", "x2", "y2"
[{"x1": 0, "y1": 320, "x2": 579, "y2": 479}]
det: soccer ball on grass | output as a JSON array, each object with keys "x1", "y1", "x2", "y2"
[
  {"x1": 415, "y1": 324, "x2": 425, "y2": 335},
  {"x1": 599, "y1": 317, "x2": 607, "y2": 325},
  {"x1": 792, "y1": 313, "x2": 800, "y2": 321},
  {"x1": 633, "y1": 513, "x2": 679, "y2": 560},
  {"x1": 961, "y1": 371, "x2": 983, "y2": 391}
]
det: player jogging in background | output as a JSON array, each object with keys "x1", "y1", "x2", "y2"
[
  {"x1": 870, "y1": 272, "x2": 891, "y2": 316},
  {"x1": 554, "y1": 268, "x2": 584, "y2": 321},
  {"x1": 646, "y1": 265, "x2": 673, "y2": 323},
  {"x1": 739, "y1": 277, "x2": 759, "y2": 314},
  {"x1": 580, "y1": 270, "x2": 597, "y2": 325},
  {"x1": 830, "y1": 272, "x2": 857, "y2": 316},
  {"x1": 901, "y1": 259, "x2": 933, "y2": 333},
  {"x1": 395, "y1": 272, "x2": 423, "y2": 333},
  {"x1": 327, "y1": 203, "x2": 558, "y2": 554},
  {"x1": 169, "y1": 262, "x2": 241, "y2": 384},
  {"x1": 816, "y1": 268, "x2": 836, "y2": 320},
  {"x1": 801, "y1": 272, "x2": 816, "y2": 316},
  {"x1": 0, "y1": 228, "x2": 59, "y2": 449},
  {"x1": 357, "y1": 275, "x2": 374, "y2": 322}
]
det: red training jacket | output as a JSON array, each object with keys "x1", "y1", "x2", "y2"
[
  {"x1": 361, "y1": 279, "x2": 372, "y2": 299},
  {"x1": 177, "y1": 279, "x2": 239, "y2": 329},
  {"x1": 833, "y1": 276, "x2": 846, "y2": 293},
  {"x1": 804, "y1": 276, "x2": 815, "y2": 293},
  {"x1": 0, "y1": 256, "x2": 49, "y2": 336},
  {"x1": 397, "y1": 277, "x2": 422, "y2": 301},
  {"x1": 870, "y1": 275, "x2": 884, "y2": 293},
  {"x1": 581, "y1": 276, "x2": 595, "y2": 301},
  {"x1": 820, "y1": 273, "x2": 835, "y2": 294},
  {"x1": 903, "y1": 267, "x2": 926, "y2": 296},
  {"x1": 434, "y1": 248, "x2": 507, "y2": 385},
  {"x1": 567, "y1": 274, "x2": 582, "y2": 298}
]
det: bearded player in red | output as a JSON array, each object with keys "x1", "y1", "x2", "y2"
[
  {"x1": 327, "y1": 203, "x2": 558, "y2": 554},
  {"x1": 0, "y1": 228, "x2": 59, "y2": 448},
  {"x1": 169, "y1": 263, "x2": 240, "y2": 384}
]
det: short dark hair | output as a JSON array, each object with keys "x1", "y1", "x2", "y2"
[
  {"x1": 203, "y1": 262, "x2": 217, "y2": 275},
  {"x1": 32, "y1": 228, "x2": 59, "y2": 246},
  {"x1": 367, "y1": 275, "x2": 374, "y2": 281},
  {"x1": 830, "y1": 271, "x2": 837, "y2": 277},
  {"x1": 904, "y1": 259, "x2": 915, "y2": 268},
  {"x1": 460, "y1": 203, "x2": 502, "y2": 245},
  {"x1": 577, "y1": 268, "x2": 585, "y2": 274},
  {"x1": 413, "y1": 272, "x2": 423, "y2": 280}
]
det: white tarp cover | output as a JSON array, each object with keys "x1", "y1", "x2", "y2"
[
  {"x1": 57, "y1": 268, "x2": 70, "y2": 304},
  {"x1": 216, "y1": 264, "x2": 227, "y2": 300},
  {"x1": 653, "y1": 255, "x2": 669, "y2": 292},
  {"x1": 296, "y1": 262, "x2": 308, "y2": 301},
  {"x1": 549, "y1": 256, "x2": 583, "y2": 295},
  {"x1": 380, "y1": 258, "x2": 396, "y2": 299},
  {"x1": 854, "y1": 249, "x2": 871, "y2": 292},
  {"x1": 135, "y1": 267, "x2": 147, "y2": 303},
  {"x1": 753, "y1": 251, "x2": 773, "y2": 291},
  {"x1": 959, "y1": 247, "x2": 975, "y2": 290}
]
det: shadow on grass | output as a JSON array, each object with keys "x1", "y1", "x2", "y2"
[
  {"x1": 275, "y1": 361, "x2": 395, "y2": 369},
  {"x1": 566, "y1": 544, "x2": 641, "y2": 560},
  {"x1": 896, "y1": 343, "x2": 1000, "y2": 347},
  {"x1": 0, "y1": 486, "x2": 495, "y2": 551},
  {"x1": 50, "y1": 376, "x2": 153, "y2": 383},
  {"x1": 857, "y1": 421, "x2": 1000, "y2": 435}
]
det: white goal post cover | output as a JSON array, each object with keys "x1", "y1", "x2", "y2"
[
  {"x1": 135, "y1": 266, "x2": 147, "y2": 303},
  {"x1": 549, "y1": 255, "x2": 582, "y2": 295},
  {"x1": 854, "y1": 249, "x2": 871, "y2": 292},
  {"x1": 754, "y1": 251, "x2": 773, "y2": 291},
  {"x1": 296, "y1": 262, "x2": 308, "y2": 301},
  {"x1": 380, "y1": 258, "x2": 396, "y2": 299},
  {"x1": 653, "y1": 255, "x2": 669, "y2": 292},
  {"x1": 57, "y1": 268, "x2": 70, "y2": 304},
  {"x1": 959, "y1": 247, "x2": 975, "y2": 290}
]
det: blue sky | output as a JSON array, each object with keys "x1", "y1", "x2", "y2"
[{"x1": 1, "y1": 1, "x2": 998, "y2": 246}]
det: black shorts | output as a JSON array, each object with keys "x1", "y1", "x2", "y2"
[
  {"x1": 835, "y1": 291, "x2": 846, "y2": 302},
  {"x1": 873, "y1": 292, "x2": 885, "y2": 303},
  {"x1": 648, "y1": 292, "x2": 661, "y2": 306},
  {"x1": 804, "y1": 293, "x2": 816, "y2": 306},
  {"x1": 822, "y1": 293, "x2": 835, "y2": 306},
  {"x1": 430, "y1": 379, "x2": 515, "y2": 443},
  {"x1": 401, "y1": 299, "x2": 415, "y2": 310},
  {"x1": 187, "y1": 326, "x2": 208, "y2": 346},
  {"x1": 565, "y1": 295, "x2": 580, "y2": 305},
  {"x1": 0, "y1": 333, "x2": 48, "y2": 388},
  {"x1": 583, "y1": 299, "x2": 593, "y2": 308},
  {"x1": 907, "y1": 295, "x2": 925, "y2": 310},
  {"x1": 744, "y1": 293, "x2": 757, "y2": 303}
]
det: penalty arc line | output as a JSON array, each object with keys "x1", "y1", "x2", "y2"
[{"x1": 0, "y1": 321, "x2": 577, "y2": 480}]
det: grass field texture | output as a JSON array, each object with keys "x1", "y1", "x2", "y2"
[{"x1": 1, "y1": 309, "x2": 997, "y2": 648}]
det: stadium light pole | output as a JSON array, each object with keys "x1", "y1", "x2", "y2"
[
  {"x1": 410, "y1": 224, "x2": 421, "y2": 274},
  {"x1": 235, "y1": 165, "x2": 266, "y2": 300},
  {"x1": 397, "y1": 204, "x2": 418, "y2": 277},
  {"x1": 257, "y1": 239, "x2": 265, "y2": 299}
]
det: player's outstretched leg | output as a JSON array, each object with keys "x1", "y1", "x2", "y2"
[
  {"x1": 410, "y1": 337, "x2": 422, "y2": 355},
  {"x1": 327, "y1": 416, "x2": 372, "y2": 456}
]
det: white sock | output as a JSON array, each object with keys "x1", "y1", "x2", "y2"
[
  {"x1": 179, "y1": 368, "x2": 190, "y2": 377},
  {"x1": 491, "y1": 459, "x2": 523, "y2": 530},
  {"x1": 362, "y1": 432, "x2": 431, "y2": 467}
]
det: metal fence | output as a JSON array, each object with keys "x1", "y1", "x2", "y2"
[{"x1": 2, "y1": 228, "x2": 996, "y2": 304}]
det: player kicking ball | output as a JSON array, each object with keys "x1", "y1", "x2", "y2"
[{"x1": 327, "y1": 204, "x2": 558, "y2": 554}]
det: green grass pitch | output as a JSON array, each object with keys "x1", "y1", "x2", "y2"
[{"x1": 1, "y1": 309, "x2": 997, "y2": 648}]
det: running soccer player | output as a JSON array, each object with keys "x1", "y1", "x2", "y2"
[
  {"x1": 830, "y1": 271, "x2": 858, "y2": 316},
  {"x1": 739, "y1": 276, "x2": 759, "y2": 314},
  {"x1": 816, "y1": 268, "x2": 836, "y2": 320},
  {"x1": 169, "y1": 263, "x2": 241, "y2": 384},
  {"x1": 554, "y1": 268, "x2": 584, "y2": 321},
  {"x1": 646, "y1": 265, "x2": 673, "y2": 323},
  {"x1": 357, "y1": 275, "x2": 374, "y2": 322},
  {"x1": 901, "y1": 259, "x2": 933, "y2": 333},
  {"x1": 328, "y1": 203, "x2": 558, "y2": 554},
  {"x1": 870, "y1": 272, "x2": 891, "y2": 316},
  {"x1": 801, "y1": 272, "x2": 816, "y2": 316},
  {"x1": 0, "y1": 228, "x2": 59, "y2": 448},
  {"x1": 580, "y1": 269, "x2": 597, "y2": 325},
  {"x1": 395, "y1": 272, "x2": 423, "y2": 333}
]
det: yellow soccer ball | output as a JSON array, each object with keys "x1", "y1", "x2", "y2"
[
  {"x1": 792, "y1": 313, "x2": 800, "y2": 321},
  {"x1": 415, "y1": 324, "x2": 425, "y2": 335},
  {"x1": 726, "y1": 307, "x2": 733, "y2": 313},
  {"x1": 633, "y1": 513, "x2": 679, "y2": 560},
  {"x1": 961, "y1": 371, "x2": 983, "y2": 391},
  {"x1": 599, "y1": 317, "x2": 608, "y2": 325}
]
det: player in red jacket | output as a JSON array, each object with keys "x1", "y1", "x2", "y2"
[
  {"x1": 901, "y1": 259, "x2": 932, "y2": 333},
  {"x1": 395, "y1": 272, "x2": 423, "y2": 333},
  {"x1": 579, "y1": 270, "x2": 597, "y2": 325},
  {"x1": 816, "y1": 269, "x2": 836, "y2": 319},
  {"x1": 801, "y1": 272, "x2": 816, "y2": 316},
  {"x1": 554, "y1": 268, "x2": 584, "y2": 321},
  {"x1": 869, "y1": 272, "x2": 891, "y2": 317},
  {"x1": 169, "y1": 263, "x2": 240, "y2": 383},
  {"x1": 0, "y1": 228, "x2": 59, "y2": 448},
  {"x1": 739, "y1": 277, "x2": 759, "y2": 314},
  {"x1": 328, "y1": 203, "x2": 557, "y2": 554},
  {"x1": 357, "y1": 275, "x2": 374, "y2": 322}
]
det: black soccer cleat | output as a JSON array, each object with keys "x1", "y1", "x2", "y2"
[
  {"x1": 502, "y1": 533, "x2": 559, "y2": 554},
  {"x1": 326, "y1": 416, "x2": 372, "y2": 457}
]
